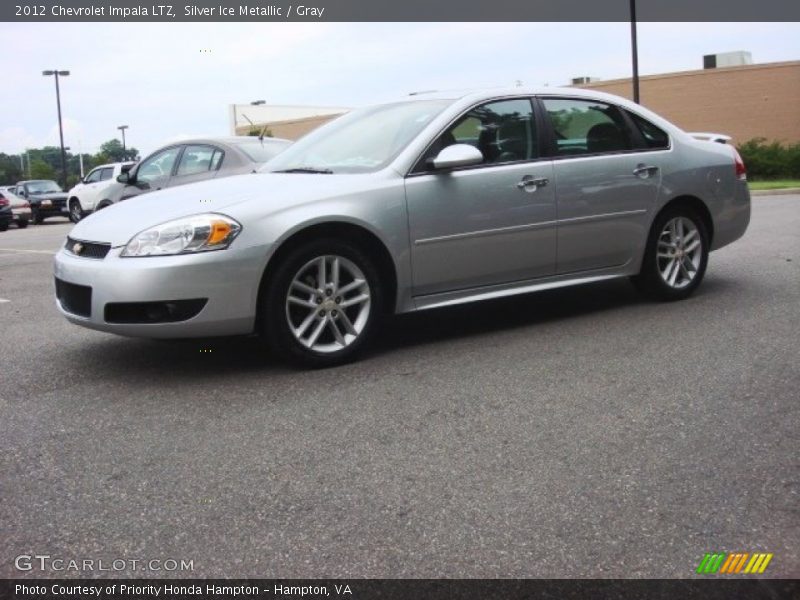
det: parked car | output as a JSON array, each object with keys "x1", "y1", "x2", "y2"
[
  {"x1": 0, "y1": 187, "x2": 31, "y2": 229},
  {"x1": 0, "y1": 196, "x2": 11, "y2": 231},
  {"x1": 101, "y1": 136, "x2": 291, "y2": 208},
  {"x1": 67, "y1": 162, "x2": 136, "y2": 223},
  {"x1": 14, "y1": 180, "x2": 69, "y2": 224},
  {"x1": 54, "y1": 87, "x2": 750, "y2": 367}
]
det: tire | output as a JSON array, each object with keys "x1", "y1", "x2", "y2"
[
  {"x1": 0, "y1": 221, "x2": 8, "y2": 232},
  {"x1": 95, "y1": 202, "x2": 110, "y2": 211},
  {"x1": 69, "y1": 199, "x2": 84, "y2": 223},
  {"x1": 261, "y1": 238, "x2": 385, "y2": 367},
  {"x1": 17, "y1": 219, "x2": 28, "y2": 229},
  {"x1": 31, "y1": 208, "x2": 43, "y2": 225},
  {"x1": 633, "y1": 205, "x2": 709, "y2": 301}
]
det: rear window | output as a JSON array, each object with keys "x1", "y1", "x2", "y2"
[{"x1": 233, "y1": 140, "x2": 291, "y2": 163}]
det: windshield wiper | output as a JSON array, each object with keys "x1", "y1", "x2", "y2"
[{"x1": 273, "y1": 167, "x2": 334, "y2": 174}]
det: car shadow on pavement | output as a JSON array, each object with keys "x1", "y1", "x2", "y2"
[{"x1": 69, "y1": 275, "x2": 737, "y2": 379}]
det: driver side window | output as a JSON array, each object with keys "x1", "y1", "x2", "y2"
[
  {"x1": 416, "y1": 98, "x2": 537, "y2": 172},
  {"x1": 137, "y1": 147, "x2": 181, "y2": 184}
]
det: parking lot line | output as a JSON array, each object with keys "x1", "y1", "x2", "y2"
[{"x1": 0, "y1": 248, "x2": 57, "y2": 255}]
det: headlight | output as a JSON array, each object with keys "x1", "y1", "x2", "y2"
[{"x1": 121, "y1": 213, "x2": 241, "y2": 257}]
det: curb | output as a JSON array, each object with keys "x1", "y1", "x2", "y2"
[{"x1": 750, "y1": 188, "x2": 800, "y2": 196}]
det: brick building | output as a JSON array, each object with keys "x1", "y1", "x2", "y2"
[
  {"x1": 575, "y1": 60, "x2": 800, "y2": 145},
  {"x1": 231, "y1": 60, "x2": 799, "y2": 145}
]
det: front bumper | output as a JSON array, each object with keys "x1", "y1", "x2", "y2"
[
  {"x1": 53, "y1": 243, "x2": 271, "y2": 338},
  {"x1": 12, "y1": 208, "x2": 32, "y2": 222}
]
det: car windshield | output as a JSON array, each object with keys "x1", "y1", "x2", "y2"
[
  {"x1": 233, "y1": 139, "x2": 292, "y2": 163},
  {"x1": 263, "y1": 99, "x2": 452, "y2": 174},
  {"x1": 26, "y1": 180, "x2": 62, "y2": 194}
]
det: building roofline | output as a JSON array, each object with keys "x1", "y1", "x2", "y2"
[{"x1": 574, "y1": 59, "x2": 800, "y2": 87}]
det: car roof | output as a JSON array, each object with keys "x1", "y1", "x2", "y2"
[
  {"x1": 17, "y1": 179, "x2": 58, "y2": 184},
  {"x1": 90, "y1": 162, "x2": 136, "y2": 169}
]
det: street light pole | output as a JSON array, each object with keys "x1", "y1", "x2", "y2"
[
  {"x1": 118, "y1": 125, "x2": 129, "y2": 153},
  {"x1": 629, "y1": 0, "x2": 640, "y2": 104},
  {"x1": 42, "y1": 69, "x2": 70, "y2": 188}
]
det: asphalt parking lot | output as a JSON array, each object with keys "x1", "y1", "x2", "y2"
[{"x1": 1, "y1": 197, "x2": 798, "y2": 579}]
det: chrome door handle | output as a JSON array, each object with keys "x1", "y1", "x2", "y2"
[
  {"x1": 633, "y1": 164, "x2": 659, "y2": 178},
  {"x1": 517, "y1": 175, "x2": 549, "y2": 191}
]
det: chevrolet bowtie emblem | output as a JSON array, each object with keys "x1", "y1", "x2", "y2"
[{"x1": 73, "y1": 242, "x2": 84, "y2": 255}]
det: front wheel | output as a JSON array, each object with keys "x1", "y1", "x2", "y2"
[
  {"x1": 31, "y1": 207, "x2": 43, "y2": 225},
  {"x1": 17, "y1": 219, "x2": 29, "y2": 229},
  {"x1": 262, "y1": 239, "x2": 384, "y2": 367},
  {"x1": 69, "y1": 200, "x2": 84, "y2": 223},
  {"x1": 633, "y1": 206, "x2": 709, "y2": 301}
]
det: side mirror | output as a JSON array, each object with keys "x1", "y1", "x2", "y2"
[
  {"x1": 430, "y1": 144, "x2": 484, "y2": 170},
  {"x1": 116, "y1": 172, "x2": 131, "y2": 184}
]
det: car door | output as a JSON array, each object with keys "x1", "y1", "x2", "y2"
[
  {"x1": 79, "y1": 168, "x2": 104, "y2": 207},
  {"x1": 126, "y1": 146, "x2": 182, "y2": 198},
  {"x1": 539, "y1": 96, "x2": 662, "y2": 273},
  {"x1": 405, "y1": 97, "x2": 556, "y2": 296},
  {"x1": 167, "y1": 145, "x2": 225, "y2": 189}
]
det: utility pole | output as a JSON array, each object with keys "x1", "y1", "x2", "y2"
[
  {"x1": 630, "y1": 0, "x2": 640, "y2": 103},
  {"x1": 42, "y1": 69, "x2": 70, "y2": 187}
]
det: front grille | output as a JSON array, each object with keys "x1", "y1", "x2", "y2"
[
  {"x1": 55, "y1": 278, "x2": 92, "y2": 318},
  {"x1": 65, "y1": 237, "x2": 111, "y2": 259}
]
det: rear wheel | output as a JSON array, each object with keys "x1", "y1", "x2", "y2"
[
  {"x1": 69, "y1": 199, "x2": 84, "y2": 223},
  {"x1": 633, "y1": 206, "x2": 709, "y2": 300},
  {"x1": 262, "y1": 238, "x2": 384, "y2": 367}
]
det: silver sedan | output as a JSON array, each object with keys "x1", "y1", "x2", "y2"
[{"x1": 54, "y1": 87, "x2": 750, "y2": 366}]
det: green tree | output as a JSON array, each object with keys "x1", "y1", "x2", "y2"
[
  {"x1": 29, "y1": 159, "x2": 57, "y2": 180},
  {"x1": 98, "y1": 139, "x2": 139, "y2": 162},
  {"x1": 0, "y1": 153, "x2": 23, "y2": 185}
]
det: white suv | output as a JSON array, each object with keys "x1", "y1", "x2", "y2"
[{"x1": 67, "y1": 162, "x2": 135, "y2": 223}]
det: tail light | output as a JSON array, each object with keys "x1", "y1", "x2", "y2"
[
  {"x1": 23, "y1": 202, "x2": 31, "y2": 208},
  {"x1": 732, "y1": 147, "x2": 747, "y2": 181},
  {"x1": 0, "y1": 198, "x2": 9, "y2": 207}
]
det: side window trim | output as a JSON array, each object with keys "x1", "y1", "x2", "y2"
[{"x1": 407, "y1": 96, "x2": 549, "y2": 176}]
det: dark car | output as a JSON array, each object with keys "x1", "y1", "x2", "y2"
[
  {"x1": 14, "y1": 180, "x2": 69, "y2": 224},
  {"x1": 104, "y1": 136, "x2": 291, "y2": 208},
  {"x1": 0, "y1": 195, "x2": 12, "y2": 231}
]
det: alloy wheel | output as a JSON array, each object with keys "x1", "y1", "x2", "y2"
[
  {"x1": 657, "y1": 216, "x2": 702, "y2": 289},
  {"x1": 284, "y1": 255, "x2": 371, "y2": 354}
]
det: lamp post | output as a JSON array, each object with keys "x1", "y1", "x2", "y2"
[
  {"x1": 117, "y1": 125, "x2": 129, "y2": 153},
  {"x1": 42, "y1": 69, "x2": 70, "y2": 188},
  {"x1": 629, "y1": 0, "x2": 640, "y2": 103}
]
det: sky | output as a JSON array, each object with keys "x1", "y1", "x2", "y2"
[{"x1": 1, "y1": 22, "x2": 798, "y2": 157}]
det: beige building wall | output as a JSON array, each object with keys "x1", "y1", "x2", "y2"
[
  {"x1": 576, "y1": 61, "x2": 800, "y2": 145},
  {"x1": 235, "y1": 114, "x2": 343, "y2": 140}
]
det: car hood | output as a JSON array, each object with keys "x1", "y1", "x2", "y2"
[{"x1": 68, "y1": 171, "x2": 388, "y2": 246}]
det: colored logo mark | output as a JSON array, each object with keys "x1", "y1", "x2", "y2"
[{"x1": 696, "y1": 552, "x2": 773, "y2": 574}]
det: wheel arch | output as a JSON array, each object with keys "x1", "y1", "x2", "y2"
[
  {"x1": 653, "y1": 195, "x2": 714, "y2": 245},
  {"x1": 255, "y1": 220, "x2": 399, "y2": 328}
]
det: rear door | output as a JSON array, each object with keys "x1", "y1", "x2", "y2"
[{"x1": 539, "y1": 97, "x2": 663, "y2": 274}]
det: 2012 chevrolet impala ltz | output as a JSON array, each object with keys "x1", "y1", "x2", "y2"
[{"x1": 54, "y1": 87, "x2": 750, "y2": 366}]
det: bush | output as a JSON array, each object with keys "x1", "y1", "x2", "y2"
[{"x1": 736, "y1": 138, "x2": 800, "y2": 180}]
